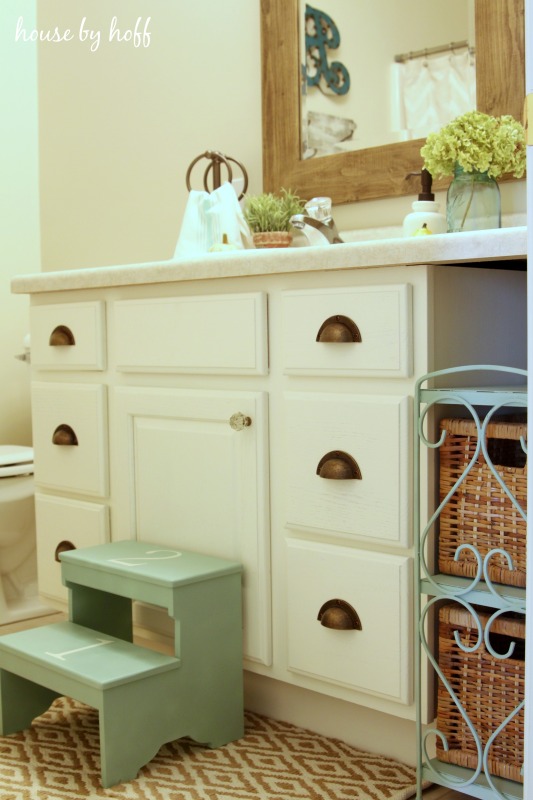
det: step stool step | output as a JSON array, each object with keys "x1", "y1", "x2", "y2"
[
  {"x1": 0, "y1": 621, "x2": 180, "y2": 690},
  {"x1": 0, "y1": 621, "x2": 182, "y2": 787},
  {"x1": 59, "y1": 540, "x2": 242, "y2": 613}
]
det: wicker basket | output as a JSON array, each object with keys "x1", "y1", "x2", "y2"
[
  {"x1": 438, "y1": 418, "x2": 527, "y2": 587},
  {"x1": 436, "y1": 603, "x2": 525, "y2": 784}
]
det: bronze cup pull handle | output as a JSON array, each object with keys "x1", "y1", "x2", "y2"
[
  {"x1": 52, "y1": 424, "x2": 79, "y2": 446},
  {"x1": 54, "y1": 540, "x2": 76, "y2": 562},
  {"x1": 316, "y1": 315, "x2": 361, "y2": 343},
  {"x1": 318, "y1": 599, "x2": 362, "y2": 630},
  {"x1": 316, "y1": 451, "x2": 362, "y2": 480},
  {"x1": 49, "y1": 325, "x2": 76, "y2": 346}
]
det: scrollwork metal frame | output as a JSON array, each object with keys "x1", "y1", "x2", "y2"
[{"x1": 414, "y1": 365, "x2": 527, "y2": 800}]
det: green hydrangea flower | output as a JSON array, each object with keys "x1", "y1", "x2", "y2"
[{"x1": 421, "y1": 110, "x2": 526, "y2": 180}]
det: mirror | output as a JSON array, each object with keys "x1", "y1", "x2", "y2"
[
  {"x1": 261, "y1": 0, "x2": 524, "y2": 204},
  {"x1": 301, "y1": 1, "x2": 475, "y2": 156}
]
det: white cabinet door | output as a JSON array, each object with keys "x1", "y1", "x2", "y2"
[{"x1": 111, "y1": 387, "x2": 271, "y2": 666}]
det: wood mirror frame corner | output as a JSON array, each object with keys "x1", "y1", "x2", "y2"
[{"x1": 261, "y1": 0, "x2": 524, "y2": 205}]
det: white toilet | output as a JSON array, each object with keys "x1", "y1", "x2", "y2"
[{"x1": 0, "y1": 445, "x2": 49, "y2": 624}]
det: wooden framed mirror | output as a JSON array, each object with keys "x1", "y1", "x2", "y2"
[{"x1": 261, "y1": 0, "x2": 524, "y2": 204}]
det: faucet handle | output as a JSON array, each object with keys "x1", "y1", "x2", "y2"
[{"x1": 305, "y1": 197, "x2": 333, "y2": 222}]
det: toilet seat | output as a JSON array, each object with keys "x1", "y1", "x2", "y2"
[{"x1": 0, "y1": 446, "x2": 34, "y2": 478}]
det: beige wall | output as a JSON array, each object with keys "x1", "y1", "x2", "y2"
[
  {"x1": 1, "y1": 0, "x2": 40, "y2": 445},
  {"x1": 38, "y1": 0, "x2": 263, "y2": 270}
]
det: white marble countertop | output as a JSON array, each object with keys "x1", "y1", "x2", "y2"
[{"x1": 11, "y1": 226, "x2": 527, "y2": 295}]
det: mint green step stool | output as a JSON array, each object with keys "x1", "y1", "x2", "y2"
[{"x1": 0, "y1": 541, "x2": 244, "y2": 787}]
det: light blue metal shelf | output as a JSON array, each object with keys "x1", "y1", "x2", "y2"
[
  {"x1": 420, "y1": 575, "x2": 525, "y2": 612},
  {"x1": 421, "y1": 759, "x2": 523, "y2": 800},
  {"x1": 415, "y1": 366, "x2": 527, "y2": 800},
  {"x1": 419, "y1": 386, "x2": 527, "y2": 406}
]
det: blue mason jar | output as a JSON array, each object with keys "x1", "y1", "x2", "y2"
[{"x1": 446, "y1": 165, "x2": 501, "y2": 232}]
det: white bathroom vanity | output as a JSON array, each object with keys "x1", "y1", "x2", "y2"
[{"x1": 11, "y1": 228, "x2": 527, "y2": 764}]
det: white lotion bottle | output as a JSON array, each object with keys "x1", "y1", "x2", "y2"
[{"x1": 403, "y1": 169, "x2": 447, "y2": 236}]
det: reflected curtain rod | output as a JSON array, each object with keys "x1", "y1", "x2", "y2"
[{"x1": 394, "y1": 40, "x2": 475, "y2": 63}]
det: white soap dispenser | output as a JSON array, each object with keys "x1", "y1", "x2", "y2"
[{"x1": 403, "y1": 169, "x2": 447, "y2": 237}]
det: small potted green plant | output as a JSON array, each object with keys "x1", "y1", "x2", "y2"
[{"x1": 244, "y1": 189, "x2": 306, "y2": 248}]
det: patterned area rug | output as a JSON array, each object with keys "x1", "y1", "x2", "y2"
[{"x1": 0, "y1": 697, "x2": 420, "y2": 799}]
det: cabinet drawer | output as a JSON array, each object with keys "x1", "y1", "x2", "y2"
[
  {"x1": 285, "y1": 393, "x2": 410, "y2": 547},
  {"x1": 31, "y1": 382, "x2": 108, "y2": 497},
  {"x1": 30, "y1": 301, "x2": 106, "y2": 370},
  {"x1": 287, "y1": 539, "x2": 412, "y2": 704},
  {"x1": 35, "y1": 494, "x2": 109, "y2": 604},
  {"x1": 113, "y1": 292, "x2": 268, "y2": 375},
  {"x1": 282, "y1": 285, "x2": 412, "y2": 376}
]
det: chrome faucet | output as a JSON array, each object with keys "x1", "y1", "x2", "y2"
[{"x1": 290, "y1": 197, "x2": 344, "y2": 245}]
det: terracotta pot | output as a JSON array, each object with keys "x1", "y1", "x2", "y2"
[{"x1": 252, "y1": 231, "x2": 292, "y2": 249}]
